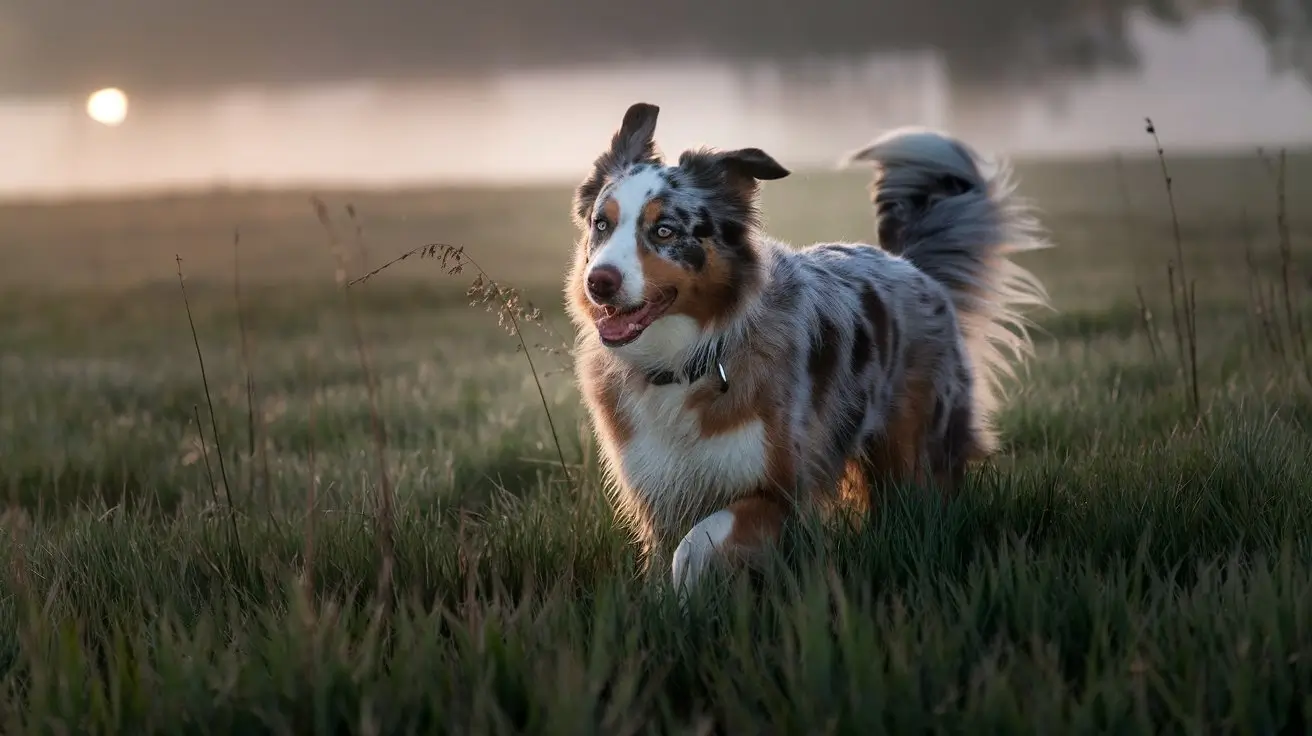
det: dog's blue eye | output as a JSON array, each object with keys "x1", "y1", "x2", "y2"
[
  {"x1": 655, "y1": 226, "x2": 674, "y2": 239},
  {"x1": 594, "y1": 220, "x2": 608, "y2": 232}
]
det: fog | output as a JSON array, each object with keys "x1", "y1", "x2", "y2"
[{"x1": 1, "y1": 8, "x2": 1310, "y2": 200}]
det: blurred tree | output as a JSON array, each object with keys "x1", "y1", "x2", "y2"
[{"x1": 1, "y1": 0, "x2": 1309, "y2": 96}]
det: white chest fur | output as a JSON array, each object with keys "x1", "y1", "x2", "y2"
[{"x1": 614, "y1": 382, "x2": 769, "y2": 535}]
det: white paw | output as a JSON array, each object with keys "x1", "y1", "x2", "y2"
[{"x1": 671, "y1": 509, "x2": 736, "y2": 598}]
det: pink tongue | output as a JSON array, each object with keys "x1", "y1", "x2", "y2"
[
  {"x1": 597, "y1": 313, "x2": 644, "y2": 343},
  {"x1": 597, "y1": 301, "x2": 660, "y2": 343}
]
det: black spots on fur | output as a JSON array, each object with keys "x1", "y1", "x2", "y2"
[
  {"x1": 676, "y1": 242, "x2": 707, "y2": 271},
  {"x1": 723, "y1": 247, "x2": 760, "y2": 304},
  {"x1": 808, "y1": 315, "x2": 842, "y2": 409},
  {"x1": 692, "y1": 207, "x2": 715, "y2": 239},
  {"x1": 719, "y1": 219, "x2": 747, "y2": 249},
  {"x1": 674, "y1": 147, "x2": 765, "y2": 233},
  {"x1": 860, "y1": 283, "x2": 892, "y2": 364},
  {"x1": 933, "y1": 300, "x2": 948, "y2": 317},
  {"x1": 672, "y1": 205, "x2": 691, "y2": 226},
  {"x1": 850, "y1": 318, "x2": 872, "y2": 374}
]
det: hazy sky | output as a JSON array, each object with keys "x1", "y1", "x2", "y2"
[
  {"x1": 5, "y1": 0, "x2": 1306, "y2": 96},
  {"x1": 1, "y1": 6, "x2": 1310, "y2": 198}
]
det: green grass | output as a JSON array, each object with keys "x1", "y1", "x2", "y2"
[{"x1": 2, "y1": 150, "x2": 1312, "y2": 733}]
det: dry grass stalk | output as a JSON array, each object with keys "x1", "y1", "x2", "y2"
[
  {"x1": 232, "y1": 228, "x2": 275, "y2": 519},
  {"x1": 1134, "y1": 285, "x2": 1162, "y2": 362},
  {"x1": 1251, "y1": 148, "x2": 1309, "y2": 384},
  {"x1": 309, "y1": 197, "x2": 395, "y2": 614},
  {"x1": 1272, "y1": 151, "x2": 1308, "y2": 366},
  {"x1": 1240, "y1": 208, "x2": 1284, "y2": 357},
  {"x1": 347, "y1": 204, "x2": 371, "y2": 275},
  {"x1": 177, "y1": 256, "x2": 243, "y2": 555},
  {"x1": 192, "y1": 404, "x2": 223, "y2": 511},
  {"x1": 1145, "y1": 118, "x2": 1200, "y2": 418},
  {"x1": 301, "y1": 357, "x2": 320, "y2": 622},
  {"x1": 350, "y1": 241, "x2": 576, "y2": 492},
  {"x1": 350, "y1": 242, "x2": 574, "y2": 372}
]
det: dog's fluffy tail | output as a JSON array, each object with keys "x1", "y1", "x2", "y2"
[{"x1": 844, "y1": 127, "x2": 1051, "y2": 454}]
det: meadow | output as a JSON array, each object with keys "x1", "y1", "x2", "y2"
[{"x1": 2, "y1": 146, "x2": 1312, "y2": 734}]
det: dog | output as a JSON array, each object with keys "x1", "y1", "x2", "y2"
[{"x1": 564, "y1": 102, "x2": 1050, "y2": 593}]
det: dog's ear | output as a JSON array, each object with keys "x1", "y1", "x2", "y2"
[
  {"x1": 573, "y1": 103, "x2": 663, "y2": 226},
  {"x1": 719, "y1": 147, "x2": 790, "y2": 182},
  {"x1": 716, "y1": 147, "x2": 789, "y2": 199},
  {"x1": 609, "y1": 103, "x2": 661, "y2": 170}
]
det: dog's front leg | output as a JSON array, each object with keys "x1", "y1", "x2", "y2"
[{"x1": 671, "y1": 495, "x2": 789, "y2": 595}]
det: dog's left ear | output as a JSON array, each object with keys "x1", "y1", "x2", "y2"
[
  {"x1": 719, "y1": 148, "x2": 791, "y2": 182},
  {"x1": 717, "y1": 147, "x2": 790, "y2": 199}
]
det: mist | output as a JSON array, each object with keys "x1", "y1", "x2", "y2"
[{"x1": 1, "y1": 8, "x2": 1310, "y2": 200}]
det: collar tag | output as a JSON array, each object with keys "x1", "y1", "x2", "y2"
[{"x1": 644, "y1": 342, "x2": 728, "y2": 391}]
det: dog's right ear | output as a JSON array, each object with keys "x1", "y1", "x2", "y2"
[{"x1": 573, "y1": 103, "x2": 663, "y2": 227}]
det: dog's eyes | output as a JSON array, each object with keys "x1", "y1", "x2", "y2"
[
  {"x1": 593, "y1": 219, "x2": 608, "y2": 232},
  {"x1": 654, "y1": 226, "x2": 675, "y2": 240}
]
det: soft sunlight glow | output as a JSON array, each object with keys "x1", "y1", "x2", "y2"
[{"x1": 86, "y1": 88, "x2": 129, "y2": 127}]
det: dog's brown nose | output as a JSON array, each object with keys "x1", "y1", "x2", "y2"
[{"x1": 587, "y1": 265, "x2": 623, "y2": 303}]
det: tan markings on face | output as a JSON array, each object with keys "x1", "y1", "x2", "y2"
[
  {"x1": 637, "y1": 237, "x2": 741, "y2": 328},
  {"x1": 602, "y1": 198, "x2": 620, "y2": 224},
  {"x1": 640, "y1": 198, "x2": 664, "y2": 230}
]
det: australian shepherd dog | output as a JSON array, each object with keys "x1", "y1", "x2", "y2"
[{"x1": 565, "y1": 102, "x2": 1050, "y2": 594}]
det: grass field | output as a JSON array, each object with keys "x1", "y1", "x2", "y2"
[{"x1": 2, "y1": 148, "x2": 1312, "y2": 734}]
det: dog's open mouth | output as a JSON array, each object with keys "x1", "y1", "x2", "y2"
[{"x1": 595, "y1": 290, "x2": 677, "y2": 347}]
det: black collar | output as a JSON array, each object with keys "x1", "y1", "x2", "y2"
[{"x1": 645, "y1": 341, "x2": 729, "y2": 392}]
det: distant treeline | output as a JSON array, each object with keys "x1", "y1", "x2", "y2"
[{"x1": 2, "y1": 0, "x2": 1308, "y2": 95}]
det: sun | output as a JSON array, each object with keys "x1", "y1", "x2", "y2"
[{"x1": 86, "y1": 87, "x2": 129, "y2": 127}]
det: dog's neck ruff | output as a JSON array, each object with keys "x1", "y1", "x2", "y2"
[{"x1": 645, "y1": 339, "x2": 729, "y2": 393}]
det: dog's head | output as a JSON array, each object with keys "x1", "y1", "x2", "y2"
[{"x1": 567, "y1": 102, "x2": 790, "y2": 368}]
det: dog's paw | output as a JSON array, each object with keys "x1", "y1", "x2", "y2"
[{"x1": 671, "y1": 509, "x2": 735, "y2": 599}]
